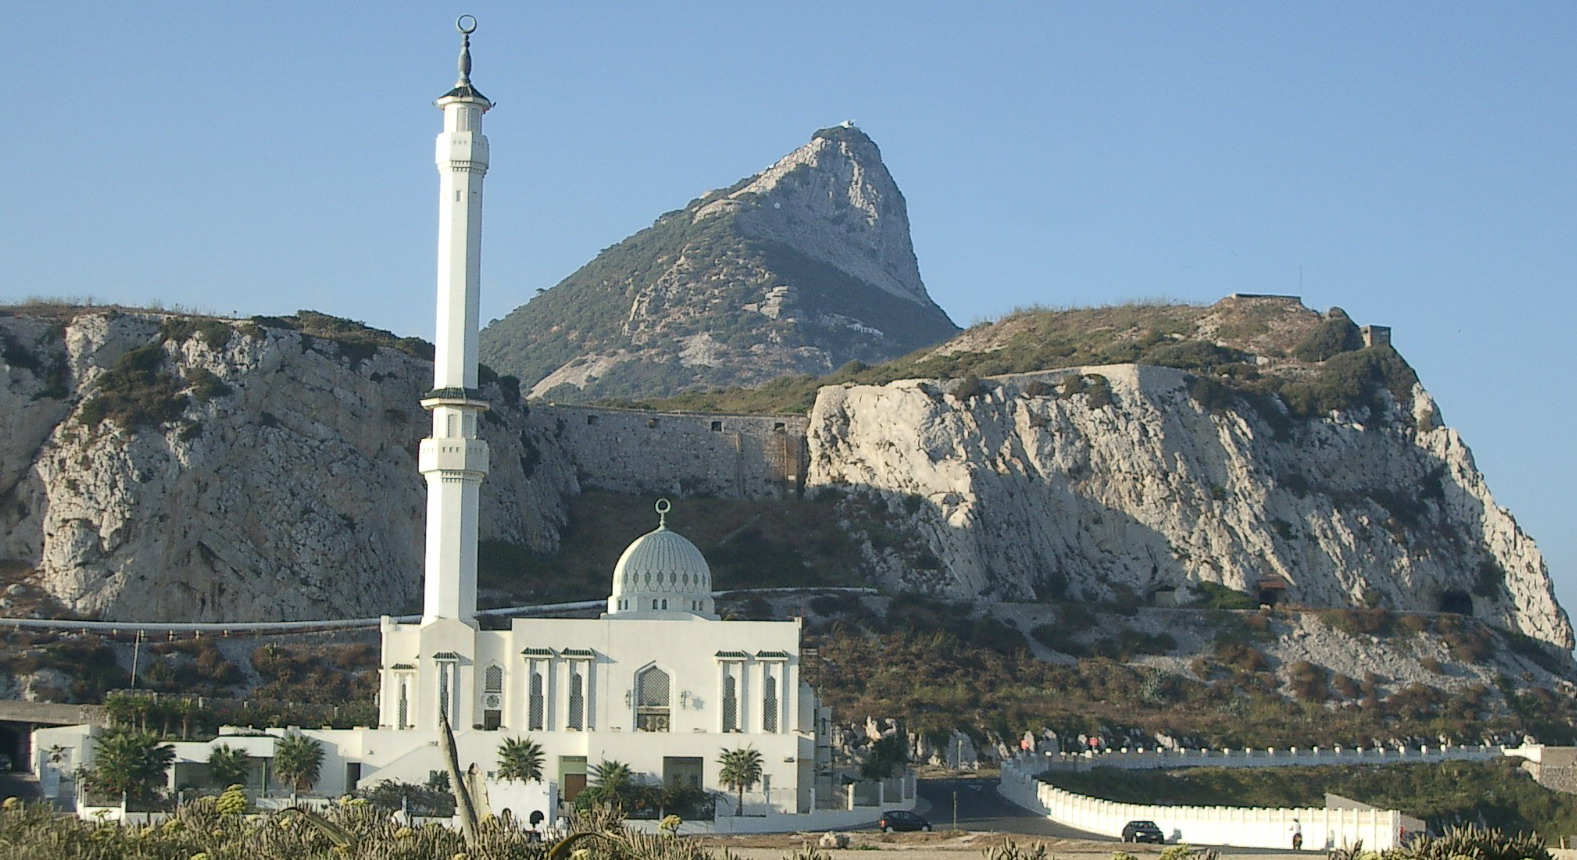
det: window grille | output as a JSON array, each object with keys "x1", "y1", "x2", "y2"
[
  {"x1": 722, "y1": 674, "x2": 739, "y2": 732},
  {"x1": 529, "y1": 670, "x2": 545, "y2": 730},
  {"x1": 635, "y1": 666, "x2": 671, "y2": 732},
  {"x1": 485, "y1": 665, "x2": 503, "y2": 693},
  {"x1": 397, "y1": 679, "x2": 410, "y2": 730},
  {"x1": 763, "y1": 670, "x2": 779, "y2": 733},
  {"x1": 568, "y1": 671, "x2": 585, "y2": 730}
]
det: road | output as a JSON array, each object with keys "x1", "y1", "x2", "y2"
[{"x1": 916, "y1": 778, "x2": 1104, "y2": 839}]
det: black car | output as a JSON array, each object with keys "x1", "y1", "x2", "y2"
[
  {"x1": 1122, "y1": 820, "x2": 1165, "y2": 843},
  {"x1": 878, "y1": 810, "x2": 932, "y2": 832}
]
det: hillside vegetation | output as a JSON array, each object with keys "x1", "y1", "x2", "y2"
[{"x1": 612, "y1": 297, "x2": 1417, "y2": 423}]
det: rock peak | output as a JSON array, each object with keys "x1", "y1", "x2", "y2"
[{"x1": 694, "y1": 126, "x2": 930, "y2": 307}]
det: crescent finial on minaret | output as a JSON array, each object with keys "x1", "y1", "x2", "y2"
[
  {"x1": 455, "y1": 15, "x2": 477, "y2": 86},
  {"x1": 439, "y1": 15, "x2": 489, "y2": 106}
]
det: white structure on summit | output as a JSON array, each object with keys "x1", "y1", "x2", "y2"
[{"x1": 421, "y1": 14, "x2": 492, "y2": 626}]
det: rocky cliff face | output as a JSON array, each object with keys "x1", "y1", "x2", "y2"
[
  {"x1": 0, "y1": 309, "x2": 575, "y2": 622},
  {"x1": 3, "y1": 300, "x2": 1569, "y2": 654},
  {"x1": 479, "y1": 126, "x2": 959, "y2": 401},
  {"x1": 804, "y1": 364, "x2": 1572, "y2": 649}
]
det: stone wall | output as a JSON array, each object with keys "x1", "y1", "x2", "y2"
[{"x1": 536, "y1": 405, "x2": 808, "y2": 500}]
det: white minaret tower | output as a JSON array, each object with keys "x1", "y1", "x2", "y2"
[{"x1": 419, "y1": 15, "x2": 492, "y2": 625}]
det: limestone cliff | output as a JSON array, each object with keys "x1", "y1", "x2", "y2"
[
  {"x1": 0, "y1": 308, "x2": 575, "y2": 622},
  {"x1": 804, "y1": 364, "x2": 1572, "y2": 649},
  {"x1": 479, "y1": 125, "x2": 959, "y2": 401}
]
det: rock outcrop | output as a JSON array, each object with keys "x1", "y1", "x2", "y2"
[
  {"x1": 804, "y1": 364, "x2": 1572, "y2": 649},
  {"x1": 479, "y1": 125, "x2": 959, "y2": 401},
  {"x1": 0, "y1": 309, "x2": 575, "y2": 622}
]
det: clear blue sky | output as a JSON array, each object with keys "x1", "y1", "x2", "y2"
[{"x1": 5, "y1": 3, "x2": 1575, "y2": 626}]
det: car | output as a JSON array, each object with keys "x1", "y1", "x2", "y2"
[
  {"x1": 1122, "y1": 820, "x2": 1165, "y2": 843},
  {"x1": 877, "y1": 810, "x2": 932, "y2": 832}
]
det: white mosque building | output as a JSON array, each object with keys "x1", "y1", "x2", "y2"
[{"x1": 36, "y1": 18, "x2": 907, "y2": 831}]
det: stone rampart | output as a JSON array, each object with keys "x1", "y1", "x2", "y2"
[{"x1": 536, "y1": 405, "x2": 809, "y2": 500}]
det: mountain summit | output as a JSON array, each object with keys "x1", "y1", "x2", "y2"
[{"x1": 480, "y1": 126, "x2": 960, "y2": 401}]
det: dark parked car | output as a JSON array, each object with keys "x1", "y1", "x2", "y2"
[
  {"x1": 1122, "y1": 820, "x2": 1165, "y2": 843},
  {"x1": 878, "y1": 810, "x2": 932, "y2": 832}
]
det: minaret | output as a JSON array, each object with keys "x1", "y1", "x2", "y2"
[{"x1": 419, "y1": 15, "x2": 491, "y2": 624}]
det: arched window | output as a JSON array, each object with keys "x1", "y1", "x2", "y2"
[
  {"x1": 568, "y1": 670, "x2": 585, "y2": 730},
  {"x1": 762, "y1": 669, "x2": 779, "y2": 733},
  {"x1": 722, "y1": 674, "x2": 739, "y2": 732},
  {"x1": 529, "y1": 670, "x2": 546, "y2": 731},
  {"x1": 397, "y1": 678, "x2": 410, "y2": 730},
  {"x1": 482, "y1": 665, "x2": 504, "y2": 731},
  {"x1": 635, "y1": 665, "x2": 671, "y2": 732}
]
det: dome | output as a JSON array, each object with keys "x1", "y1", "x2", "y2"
[{"x1": 606, "y1": 501, "x2": 717, "y2": 619}]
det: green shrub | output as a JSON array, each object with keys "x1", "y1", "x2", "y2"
[
  {"x1": 1193, "y1": 582, "x2": 1257, "y2": 610},
  {"x1": 1320, "y1": 608, "x2": 1394, "y2": 637},
  {"x1": 1284, "y1": 660, "x2": 1328, "y2": 702},
  {"x1": 949, "y1": 374, "x2": 986, "y2": 401},
  {"x1": 1186, "y1": 375, "x2": 1234, "y2": 412},
  {"x1": 1291, "y1": 308, "x2": 1363, "y2": 362},
  {"x1": 77, "y1": 343, "x2": 188, "y2": 431},
  {"x1": 186, "y1": 367, "x2": 231, "y2": 402}
]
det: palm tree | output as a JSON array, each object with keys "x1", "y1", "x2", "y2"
[
  {"x1": 207, "y1": 743, "x2": 250, "y2": 787},
  {"x1": 89, "y1": 728, "x2": 175, "y2": 803},
  {"x1": 578, "y1": 758, "x2": 634, "y2": 809},
  {"x1": 272, "y1": 734, "x2": 324, "y2": 802},
  {"x1": 496, "y1": 736, "x2": 544, "y2": 783},
  {"x1": 717, "y1": 746, "x2": 763, "y2": 816}
]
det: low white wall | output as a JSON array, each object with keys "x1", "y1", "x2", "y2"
[
  {"x1": 1040, "y1": 744, "x2": 1506, "y2": 772},
  {"x1": 1000, "y1": 758, "x2": 1402, "y2": 850}
]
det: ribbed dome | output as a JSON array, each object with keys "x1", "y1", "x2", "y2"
[{"x1": 606, "y1": 502, "x2": 717, "y2": 618}]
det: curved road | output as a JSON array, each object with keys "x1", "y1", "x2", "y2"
[{"x1": 916, "y1": 778, "x2": 1104, "y2": 839}]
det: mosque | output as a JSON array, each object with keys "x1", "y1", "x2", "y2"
[
  {"x1": 35, "y1": 17, "x2": 889, "y2": 829},
  {"x1": 365, "y1": 15, "x2": 829, "y2": 816}
]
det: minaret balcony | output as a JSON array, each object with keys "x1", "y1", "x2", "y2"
[
  {"x1": 419, "y1": 438, "x2": 490, "y2": 475},
  {"x1": 421, "y1": 388, "x2": 491, "y2": 412}
]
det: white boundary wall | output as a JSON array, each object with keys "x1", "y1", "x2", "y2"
[
  {"x1": 1000, "y1": 758, "x2": 1400, "y2": 850},
  {"x1": 1038, "y1": 744, "x2": 1506, "y2": 772}
]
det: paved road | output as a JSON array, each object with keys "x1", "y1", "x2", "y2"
[{"x1": 916, "y1": 778, "x2": 1105, "y2": 840}]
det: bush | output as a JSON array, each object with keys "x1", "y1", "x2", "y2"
[
  {"x1": 1291, "y1": 308, "x2": 1363, "y2": 362},
  {"x1": 1193, "y1": 582, "x2": 1257, "y2": 610},
  {"x1": 77, "y1": 343, "x2": 188, "y2": 431},
  {"x1": 949, "y1": 374, "x2": 986, "y2": 401},
  {"x1": 186, "y1": 367, "x2": 231, "y2": 402},
  {"x1": 1284, "y1": 660, "x2": 1328, "y2": 702}
]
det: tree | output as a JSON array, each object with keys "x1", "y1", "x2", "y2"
[
  {"x1": 87, "y1": 728, "x2": 174, "y2": 802},
  {"x1": 272, "y1": 734, "x2": 324, "y2": 801},
  {"x1": 717, "y1": 746, "x2": 763, "y2": 816},
  {"x1": 591, "y1": 759, "x2": 632, "y2": 793},
  {"x1": 207, "y1": 743, "x2": 250, "y2": 787},
  {"x1": 496, "y1": 736, "x2": 544, "y2": 783},
  {"x1": 577, "y1": 759, "x2": 635, "y2": 810},
  {"x1": 860, "y1": 735, "x2": 908, "y2": 781}
]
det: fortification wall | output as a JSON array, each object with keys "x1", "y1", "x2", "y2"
[{"x1": 535, "y1": 405, "x2": 808, "y2": 500}]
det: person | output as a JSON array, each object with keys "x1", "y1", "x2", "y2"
[{"x1": 1291, "y1": 818, "x2": 1303, "y2": 850}]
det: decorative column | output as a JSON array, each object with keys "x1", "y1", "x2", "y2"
[{"x1": 420, "y1": 15, "x2": 492, "y2": 624}]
